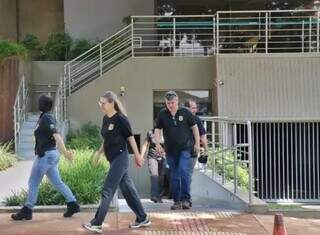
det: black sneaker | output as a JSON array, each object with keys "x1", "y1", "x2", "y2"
[
  {"x1": 170, "y1": 201, "x2": 182, "y2": 210},
  {"x1": 129, "y1": 215, "x2": 151, "y2": 228},
  {"x1": 64, "y1": 201, "x2": 80, "y2": 217},
  {"x1": 82, "y1": 223, "x2": 102, "y2": 233},
  {"x1": 151, "y1": 196, "x2": 163, "y2": 203},
  {"x1": 11, "y1": 206, "x2": 32, "y2": 221}
]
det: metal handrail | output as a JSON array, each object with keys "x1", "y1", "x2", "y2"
[
  {"x1": 52, "y1": 24, "x2": 133, "y2": 124},
  {"x1": 218, "y1": 9, "x2": 319, "y2": 13},
  {"x1": 13, "y1": 75, "x2": 29, "y2": 153},
  {"x1": 67, "y1": 24, "x2": 132, "y2": 65},
  {"x1": 64, "y1": 25, "x2": 132, "y2": 96},
  {"x1": 201, "y1": 116, "x2": 254, "y2": 204}
]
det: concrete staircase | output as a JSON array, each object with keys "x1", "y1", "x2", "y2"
[{"x1": 16, "y1": 112, "x2": 39, "y2": 160}]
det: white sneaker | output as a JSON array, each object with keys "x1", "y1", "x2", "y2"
[
  {"x1": 82, "y1": 223, "x2": 102, "y2": 234},
  {"x1": 129, "y1": 215, "x2": 151, "y2": 228}
]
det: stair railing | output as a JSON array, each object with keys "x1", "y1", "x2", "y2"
[{"x1": 13, "y1": 75, "x2": 29, "y2": 153}]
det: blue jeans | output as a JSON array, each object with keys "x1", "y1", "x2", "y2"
[
  {"x1": 91, "y1": 151, "x2": 146, "y2": 226},
  {"x1": 25, "y1": 150, "x2": 76, "y2": 209},
  {"x1": 166, "y1": 150, "x2": 193, "y2": 202}
]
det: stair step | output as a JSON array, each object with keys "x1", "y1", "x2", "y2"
[
  {"x1": 18, "y1": 148, "x2": 35, "y2": 155},
  {"x1": 18, "y1": 143, "x2": 34, "y2": 150},
  {"x1": 20, "y1": 136, "x2": 35, "y2": 145},
  {"x1": 17, "y1": 153, "x2": 36, "y2": 160},
  {"x1": 21, "y1": 122, "x2": 37, "y2": 130},
  {"x1": 17, "y1": 148, "x2": 35, "y2": 153},
  {"x1": 26, "y1": 113, "x2": 40, "y2": 122},
  {"x1": 20, "y1": 130, "x2": 35, "y2": 136}
]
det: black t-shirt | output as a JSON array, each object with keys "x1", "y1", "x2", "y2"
[
  {"x1": 191, "y1": 115, "x2": 206, "y2": 157},
  {"x1": 155, "y1": 107, "x2": 196, "y2": 156},
  {"x1": 145, "y1": 131, "x2": 163, "y2": 160},
  {"x1": 34, "y1": 112, "x2": 58, "y2": 157},
  {"x1": 101, "y1": 112, "x2": 133, "y2": 162},
  {"x1": 194, "y1": 115, "x2": 206, "y2": 136}
]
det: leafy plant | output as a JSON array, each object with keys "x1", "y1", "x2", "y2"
[
  {"x1": 4, "y1": 149, "x2": 109, "y2": 206},
  {"x1": 0, "y1": 40, "x2": 28, "y2": 62},
  {"x1": 207, "y1": 148, "x2": 249, "y2": 190},
  {"x1": 21, "y1": 34, "x2": 42, "y2": 60},
  {"x1": 40, "y1": 32, "x2": 72, "y2": 61},
  {"x1": 0, "y1": 142, "x2": 18, "y2": 171},
  {"x1": 67, "y1": 39, "x2": 93, "y2": 60},
  {"x1": 4, "y1": 190, "x2": 27, "y2": 206},
  {"x1": 67, "y1": 123, "x2": 102, "y2": 150}
]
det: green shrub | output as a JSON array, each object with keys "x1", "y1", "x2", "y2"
[
  {"x1": 207, "y1": 148, "x2": 249, "y2": 190},
  {"x1": 0, "y1": 142, "x2": 18, "y2": 171},
  {"x1": 21, "y1": 34, "x2": 42, "y2": 60},
  {"x1": 40, "y1": 32, "x2": 72, "y2": 61},
  {"x1": 67, "y1": 123, "x2": 102, "y2": 150},
  {"x1": 67, "y1": 39, "x2": 93, "y2": 60},
  {"x1": 4, "y1": 149, "x2": 109, "y2": 206},
  {"x1": 0, "y1": 40, "x2": 27, "y2": 62},
  {"x1": 4, "y1": 190, "x2": 27, "y2": 206}
]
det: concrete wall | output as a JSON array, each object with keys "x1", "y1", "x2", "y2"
[
  {"x1": 31, "y1": 61, "x2": 64, "y2": 85},
  {"x1": 0, "y1": 0, "x2": 17, "y2": 41},
  {"x1": 191, "y1": 171, "x2": 248, "y2": 211},
  {"x1": 64, "y1": 0, "x2": 154, "y2": 41},
  {"x1": 19, "y1": 0, "x2": 64, "y2": 42},
  {"x1": 216, "y1": 53, "x2": 320, "y2": 119},
  {"x1": 68, "y1": 57, "x2": 215, "y2": 134},
  {"x1": 30, "y1": 61, "x2": 64, "y2": 111},
  {"x1": 0, "y1": 0, "x2": 64, "y2": 43}
]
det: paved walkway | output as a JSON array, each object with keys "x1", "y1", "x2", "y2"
[
  {"x1": 1, "y1": 206, "x2": 320, "y2": 235},
  {"x1": 0, "y1": 211, "x2": 267, "y2": 235},
  {"x1": 0, "y1": 161, "x2": 33, "y2": 204}
]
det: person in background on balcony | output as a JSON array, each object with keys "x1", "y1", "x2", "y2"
[
  {"x1": 82, "y1": 91, "x2": 150, "y2": 234},
  {"x1": 184, "y1": 99, "x2": 208, "y2": 207},
  {"x1": 11, "y1": 94, "x2": 80, "y2": 221},
  {"x1": 141, "y1": 129, "x2": 166, "y2": 203},
  {"x1": 154, "y1": 91, "x2": 200, "y2": 210}
]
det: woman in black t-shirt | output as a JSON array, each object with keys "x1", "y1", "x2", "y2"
[
  {"x1": 82, "y1": 91, "x2": 150, "y2": 234},
  {"x1": 11, "y1": 94, "x2": 79, "y2": 221}
]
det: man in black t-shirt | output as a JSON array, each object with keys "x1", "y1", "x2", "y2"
[
  {"x1": 184, "y1": 99, "x2": 208, "y2": 162},
  {"x1": 184, "y1": 99, "x2": 208, "y2": 207},
  {"x1": 154, "y1": 91, "x2": 200, "y2": 210}
]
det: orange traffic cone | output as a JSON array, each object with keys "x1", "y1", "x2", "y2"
[{"x1": 273, "y1": 213, "x2": 287, "y2": 235}]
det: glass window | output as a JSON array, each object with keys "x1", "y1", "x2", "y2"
[{"x1": 155, "y1": 0, "x2": 316, "y2": 15}]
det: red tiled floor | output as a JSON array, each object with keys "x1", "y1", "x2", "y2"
[{"x1": 0, "y1": 211, "x2": 319, "y2": 235}]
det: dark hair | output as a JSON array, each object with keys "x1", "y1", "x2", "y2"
[
  {"x1": 38, "y1": 94, "x2": 54, "y2": 112},
  {"x1": 184, "y1": 99, "x2": 196, "y2": 108},
  {"x1": 164, "y1": 90, "x2": 178, "y2": 101}
]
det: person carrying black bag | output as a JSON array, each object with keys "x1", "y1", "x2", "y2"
[{"x1": 184, "y1": 99, "x2": 208, "y2": 206}]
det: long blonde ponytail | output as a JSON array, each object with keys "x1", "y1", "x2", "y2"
[{"x1": 102, "y1": 91, "x2": 127, "y2": 116}]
